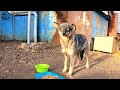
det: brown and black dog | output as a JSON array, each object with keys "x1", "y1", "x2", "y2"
[{"x1": 54, "y1": 22, "x2": 89, "y2": 77}]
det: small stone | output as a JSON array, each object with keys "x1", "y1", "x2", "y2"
[
  {"x1": 20, "y1": 60, "x2": 26, "y2": 63},
  {"x1": 6, "y1": 70, "x2": 9, "y2": 73}
]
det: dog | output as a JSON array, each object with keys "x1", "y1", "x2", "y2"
[{"x1": 54, "y1": 22, "x2": 89, "y2": 77}]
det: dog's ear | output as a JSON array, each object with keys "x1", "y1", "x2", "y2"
[
  {"x1": 54, "y1": 22, "x2": 59, "y2": 25},
  {"x1": 54, "y1": 22, "x2": 60, "y2": 30},
  {"x1": 71, "y1": 24, "x2": 76, "y2": 30}
]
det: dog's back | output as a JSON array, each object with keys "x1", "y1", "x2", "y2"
[
  {"x1": 73, "y1": 34, "x2": 89, "y2": 52},
  {"x1": 72, "y1": 34, "x2": 89, "y2": 60}
]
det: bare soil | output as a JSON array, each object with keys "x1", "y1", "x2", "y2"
[{"x1": 0, "y1": 41, "x2": 120, "y2": 79}]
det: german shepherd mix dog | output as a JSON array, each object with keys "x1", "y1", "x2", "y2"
[{"x1": 54, "y1": 22, "x2": 89, "y2": 77}]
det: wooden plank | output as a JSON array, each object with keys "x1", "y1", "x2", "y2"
[{"x1": 93, "y1": 36, "x2": 114, "y2": 54}]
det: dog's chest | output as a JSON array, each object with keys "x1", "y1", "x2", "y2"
[
  {"x1": 62, "y1": 36, "x2": 69, "y2": 43},
  {"x1": 62, "y1": 36, "x2": 73, "y2": 48},
  {"x1": 62, "y1": 48, "x2": 74, "y2": 55},
  {"x1": 61, "y1": 37, "x2": 74, "y2": 55}
]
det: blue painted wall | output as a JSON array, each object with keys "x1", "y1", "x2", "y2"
[
  {"x1": 0, "y1": 11, "x2": 13, "y2": 40},
  {"x1": 0, "y1": 11, "x2": 56, "y2": 42},
  {"x1": 14, "y1": 15, "x2": 34, "y2": 41},
  {"x1": 14, "y1": 15, "x2": 27, "y2": 40}
]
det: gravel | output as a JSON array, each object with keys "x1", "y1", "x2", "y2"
[{"x1": 0, "y1": 41, "x2": 120, "y2": 79}]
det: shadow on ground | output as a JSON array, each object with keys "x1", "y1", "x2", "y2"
[{"x1": 72, "y1": 54, "x2": 110, "y2": 75}]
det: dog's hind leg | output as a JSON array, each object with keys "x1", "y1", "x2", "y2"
[
  {"x1": 86, "y1": 55, "x2": 89, "y2": 69},
  {"x1": 62, "y1": 53, "x2": 68, "y2": 73},
  {"x1": 84, "y1": 49, "x2": 89, "y2": 69},
  {"x1": 80, "y1": 50, "x2": 84, "y2": 60}
]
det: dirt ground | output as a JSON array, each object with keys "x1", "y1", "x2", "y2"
[{"x1": 0, "y1": 41, "x2": 120, "y2": 79}]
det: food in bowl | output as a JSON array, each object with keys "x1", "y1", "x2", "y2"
[{"x1": 41, "y1": 75, "x2": 58, "y2": 79}]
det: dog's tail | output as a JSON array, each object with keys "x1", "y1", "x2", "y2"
[{"x1": 80, "y1": 50, "x2": 84, "y2": 60}]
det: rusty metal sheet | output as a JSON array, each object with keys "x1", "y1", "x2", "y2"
[
  {"x1": 65, "y1": 11, "x2": 92, "y2": 47},
  {"x1": 108, "y1": 13, "x2": 118, "y2": 37},
  {"x1": 92, "y1": 11, "x2": 108, "y2": 37}
]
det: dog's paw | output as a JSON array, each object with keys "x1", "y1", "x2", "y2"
[
  {"x1": 62, "y1": 68, "x2": 67, "y2": 73},
  {"x1": 86, "y1": 64, "x2": 89, "y2": 69},
  {"x1": 61, "y1": 48, "x2": 67, "y2": 53},
  {"x1": 66, "y1": 73, "x2": 74, "y2": 79},
  {"x1": 68, "y1": 70, "x2": 72, "y2": 76}
]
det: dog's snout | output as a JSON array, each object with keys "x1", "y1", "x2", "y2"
[
  {"x1": 63, "y1": 30, "x2": 66, "y2": 36},
  {"x1": 63, "y1": 32, "x2": 66, "y2": 35}
]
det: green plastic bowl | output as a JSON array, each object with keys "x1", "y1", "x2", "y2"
[{"x1": 35, "y1": 64, "x2": 50, "y2": 73}]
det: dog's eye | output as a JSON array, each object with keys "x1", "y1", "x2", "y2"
[{"x1": 69, "y1": 27, "x2": 72, "y2": 31}]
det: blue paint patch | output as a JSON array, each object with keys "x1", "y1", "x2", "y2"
[{"x1": 34, "y1": 71, "x2": 64, "y2": 79}]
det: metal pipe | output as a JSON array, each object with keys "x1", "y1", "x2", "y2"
[
  {"x1": 8, "y1": 11, "x2": 38, "y2": 45},
  {"x1": 31, "y1": 12, "x2": 37, "y2": 45},
  {"x1": 27, "y1": 11, "x2": 31, "y2": 45}
]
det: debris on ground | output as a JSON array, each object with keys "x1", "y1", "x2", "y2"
[{"x1": 0, "y1": 41, "x2": 120, "y2": 79}]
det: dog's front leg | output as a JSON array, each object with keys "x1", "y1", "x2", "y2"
[
  {"x1": 60, "y1": 39, "x2": 68, "y2": 73},
  {"x1": 62, "y1": 53, "x2": 68, "y2": 73},
  {"x1": 68, "y1": 55, "x2": 75, "y2": 76}
]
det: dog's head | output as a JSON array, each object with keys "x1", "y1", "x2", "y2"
[{"x1": 54, "y1": 22, "x2": 76, "y2": 37}]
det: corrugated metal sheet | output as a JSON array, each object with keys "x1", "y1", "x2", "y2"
[
  {"x1": 14, "y1": 15, "x2": 27, "y2": 40},
  {"x1": 38, "y1": 11, "x2": 56, "y2": 42},
  {"x1": 91, "y1": 11, "x2": 108, "y2": 37},
  {"x1": 14, "y1": 15, "x2": 34, "y2": 41},
  {"x1": 47, "y1": 11, "x2": 57, "y2": 42},
  {"x1": 108, "y1": 13, "x2": 118, "y2": 37},
  {"x1": 118, "y1": 12, "x2": 120, "y2": 33},
  {"x1": 0, "y1": 11, "x2": 57, "y2": 42},
  {"x1": 0, "y1": 11, "x2": 13, "y2": 40}
]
